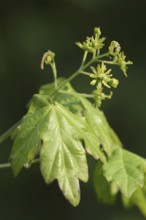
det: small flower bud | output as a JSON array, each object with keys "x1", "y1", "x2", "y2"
[
  {"x1": 45, "y1": 51, "x2": 55, "y2": 64},
  {"x1": 109, "y1": 78, "x2": 119, "y2": 88},
  {"x1": 40, "y1": 50, "x2": 55, "y2": 70},
  {"x1": 94, "y1": 27, "x2": 101, "y2": 36}
]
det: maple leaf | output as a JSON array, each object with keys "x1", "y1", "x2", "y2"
[{"x1": 10, "y1": 94, "x2": 88, "y2": 206}]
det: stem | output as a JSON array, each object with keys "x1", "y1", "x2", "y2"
[
  {"x1": 51, "y1": 61, "x2": 57, "y2": 88},
  {"x1": 81, "y1": 51, "x2": 88, "y2": 66},
  {"x1": 92, "y1": 50, "x2": 96, "y2": 59},
  {"x1": 79, "y1": 52, "x2": 110, "y2": 71},
  {"x1": 80, "y1": 93, "x2": 94, "y2": 98},
  {"x1": 79, "y1": 70, "x2": 91, "y2": 76},
  {"x1": 0, "y1": 163, "x2": 11, "y2": 169},
  {"x1": 49, "y1": 68, "x2": 80, "y2": 97},
  {"x1": 0, "y1": 158, "x2": 39, "y2": 169},
  {"x1": 0, "y1": 121, "x2": 21, "y2": 144},
  {"x1": 98, "y1": 59, "x2": 119, "y2": 65}
]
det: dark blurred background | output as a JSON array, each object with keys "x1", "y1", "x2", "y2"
[{"x1": 0, "y1": 0, "x2": 146, "y2": 219}]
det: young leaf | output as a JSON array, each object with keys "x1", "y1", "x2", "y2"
[
  {"x1": 40, "y1": 103, "x2": 88, "y2": 206},
  {"x1": 103, "y1": 147, "x2": 146, "y2": 197}
]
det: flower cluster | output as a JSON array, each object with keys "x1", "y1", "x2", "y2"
[
  {"x1": 90, "y1": 62, "x2": 119, "y2": 107},
  {"x1": 40, "y1": 27, "x2": 133, "y2": 108},
  {"x1": 76, "y1": 27, "x2": 105, "y2": 54}
]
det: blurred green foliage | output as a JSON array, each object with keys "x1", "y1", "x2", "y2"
[{"x1": 0, "y1": 0, "x2": 146, "y2": 219}]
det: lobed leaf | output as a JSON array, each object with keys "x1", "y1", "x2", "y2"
[
  {"x1": 10, "y1": 79, "x2": 125, "y2": 206},
  {"x1": 103, "y1": 147, "x2": 146, "y2": 197},
  {"x1": 10, "y1": 96, "x2": 89, "y2": 206}
]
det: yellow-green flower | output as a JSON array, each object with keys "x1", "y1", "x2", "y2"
[
  {"x1": 76, "y1": 27, "x2": 105, "y2": 53},
  {"x1": 90, "y1": 62, "x2": 119, "y2": 107},
  {"x1": 90, "y1": 63, "x2": 114, "y2": 88},
  {"x1": 118, "y1": 52, "x2": 133, "y2": 76}
]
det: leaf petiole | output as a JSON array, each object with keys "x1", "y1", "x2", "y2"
[
  {"x1": 0, "y1": 158, "x2": 39, "y2": 169},
  {"x1": 81, "y1": 51, "x2": 88, "y2": 67},
  {"x1": 50, "y1": 61, "x2": 58, "y2": 88}
]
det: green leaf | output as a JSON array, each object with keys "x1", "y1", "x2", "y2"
[
  {"x1": 83, "y1": 128, "x2": 106, "y2": 162},
  {"x1": 40, "y1": 80, "x2": 119, "y2": 162},
  {"x1": 122, "y1": 176, "x2": 146, "y2": 216},
  {"x1": 28, "y1": 94, "x2": 50, "y2": 113},
  {"x1": 79, "y1": 96, "x2": 121, "y2": 156},
  {"x1": 10, "y1": 80, "x2": 124, "y2": 206},
  {"x1": 103, "y1": 147, "x2": 146, "y2": 197},
  {"x1": 40, "y1": 103, "x2": 88, "y2": 206},
  {"x1": 40, "y1": 80, "x2": 107, "y2": 162},
  {"x1": 10, "y1": 96, "x2": 88, "y2": 206},
  {"x1": 10, "y1": 87, "x2": 109, "y2": 206},
  {"x1": 93, "y1": 162, "x2": 116, "y2": 204}
]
